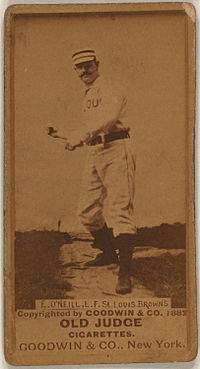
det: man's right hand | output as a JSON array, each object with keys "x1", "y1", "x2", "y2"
[{"x1": 65, "y1": 141, "x2": 84, "y2": 151}]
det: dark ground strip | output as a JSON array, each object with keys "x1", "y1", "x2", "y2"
[{"x1": 15, "y1": 224, "x2": 186, "y2": 310}]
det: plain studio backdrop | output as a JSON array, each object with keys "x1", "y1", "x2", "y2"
[{"x1": 13, "y1": 11, "x2": 187, "y2": 232}]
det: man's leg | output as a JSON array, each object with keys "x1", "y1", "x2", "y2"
[
  {"x1": 115, "y1": 234, "x2": 134, "y2": 294},
  {"x1": 97, "y1": 140, "x2": 136, "y2": 292},
  {"x1": 85, "y1": 224, "x2": 118, "y2": 266},
  {"x1": 77, "y1": 150, "x2": 118, "y2": 266}
]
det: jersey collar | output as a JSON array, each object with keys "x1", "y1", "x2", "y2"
[{"x1": 84, "y1": 75, "x2": 101, "y2": 95}]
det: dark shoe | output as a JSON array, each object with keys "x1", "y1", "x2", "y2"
[
  {"x1": 85, "y1": 251, "x2": 118, "y2": 267},
  {"x1": 116, "y1": 275, "x2": 131, "y2": 294}
]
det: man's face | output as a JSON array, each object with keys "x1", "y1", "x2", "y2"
[{"x1": 74, "y1": 60, "x2": 99, "y2": 85}]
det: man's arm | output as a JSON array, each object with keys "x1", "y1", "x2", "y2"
[{"x1": 48, "y1": 126, "x2": 87, "y2": 150}]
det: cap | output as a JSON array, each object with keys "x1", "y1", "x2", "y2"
[{"x1": 72, "y1": 49, "x2": 96, "y2": 65}]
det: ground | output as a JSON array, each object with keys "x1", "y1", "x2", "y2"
[{"x1": 15, "y1": 224, "x2": 186, "y2": 310}]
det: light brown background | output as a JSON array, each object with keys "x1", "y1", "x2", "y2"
[
  {"x1": 14, "y1": 12, "x2": 187, "y2": 232},
  {"x1": 5, "y1": 4, "x2": 197, "y2": 366}
]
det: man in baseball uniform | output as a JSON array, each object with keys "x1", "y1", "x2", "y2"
[{"x1": 50, "y1": 49, "x2": 136, "y2": 294}]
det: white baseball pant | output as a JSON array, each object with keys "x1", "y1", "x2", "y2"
[{"x1": 78, "y1": 139, "x2": 136, "y2": 237}]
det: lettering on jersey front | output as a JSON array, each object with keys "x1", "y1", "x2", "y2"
[{"x1": 86, "y1": 98, "x2": 102, "y2": 110}]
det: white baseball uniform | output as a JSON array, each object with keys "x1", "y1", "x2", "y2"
[{"x1": 78, "y1": 76, "x2": 136, "y2": 237}]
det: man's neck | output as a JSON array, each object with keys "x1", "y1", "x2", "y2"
[{"x1": 85, "y1": 73, "x2": 100, "y2": 87}]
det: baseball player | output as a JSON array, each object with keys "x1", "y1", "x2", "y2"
[{"x1": 49, "y1": 49, "x2": 136, "y2": 294}]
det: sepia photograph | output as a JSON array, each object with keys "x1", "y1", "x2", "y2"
[{"x1": 4, "y1": 3, "x2": 196, "y2": 365}]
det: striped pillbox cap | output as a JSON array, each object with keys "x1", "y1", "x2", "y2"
[{"x1": 72, "y1": 49, "x2": 96, "y2": 65}]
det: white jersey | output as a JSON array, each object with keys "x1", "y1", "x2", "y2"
[{"x1": 82, "y1": 76, "x2": 129, "y2": 135}]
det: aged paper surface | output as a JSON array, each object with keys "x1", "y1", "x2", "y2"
[{"x1": 4, "y1": 3, "x2": 197, "y2": 365}]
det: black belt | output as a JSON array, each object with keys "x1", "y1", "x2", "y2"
[{"x1": 88, "y1": 130, "x2": 130, "y2": 146}]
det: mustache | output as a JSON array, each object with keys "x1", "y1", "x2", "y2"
[{"x1": 81, "y1": 72, "x2": 92, "y2": 77}]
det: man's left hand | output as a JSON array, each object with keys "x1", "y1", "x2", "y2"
[
  {"x1": 65, "y1": 142, "x2": 76, "y2": 151},
  {"x1": 83, "y1": 130, "x2": 101, "y2": 145}
]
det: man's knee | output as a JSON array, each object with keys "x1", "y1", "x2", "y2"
[
  {"x1": 78, "y1": 209, "x2": 90, "y2": 228},
  {"x1": 78, "y1": 209, "x2": 104, "y2": 231}
]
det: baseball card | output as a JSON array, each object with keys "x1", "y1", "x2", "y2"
[{"x1": 4, "y1": 3, "x2": 197, "y2": 365}]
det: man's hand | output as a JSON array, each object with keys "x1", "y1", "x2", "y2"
[
  {"x1": 65, "y1": 142, "x2": 76, "y2": 151},
  {"x1": 83, "y1": 130, "x2": 101, "y2": 145},
  {"x1": 64, "y1": 131, "x2": 83, "y2": 150},
  {"x1": 83, "y1": 133, "x2": 92, "y2": 145}
]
